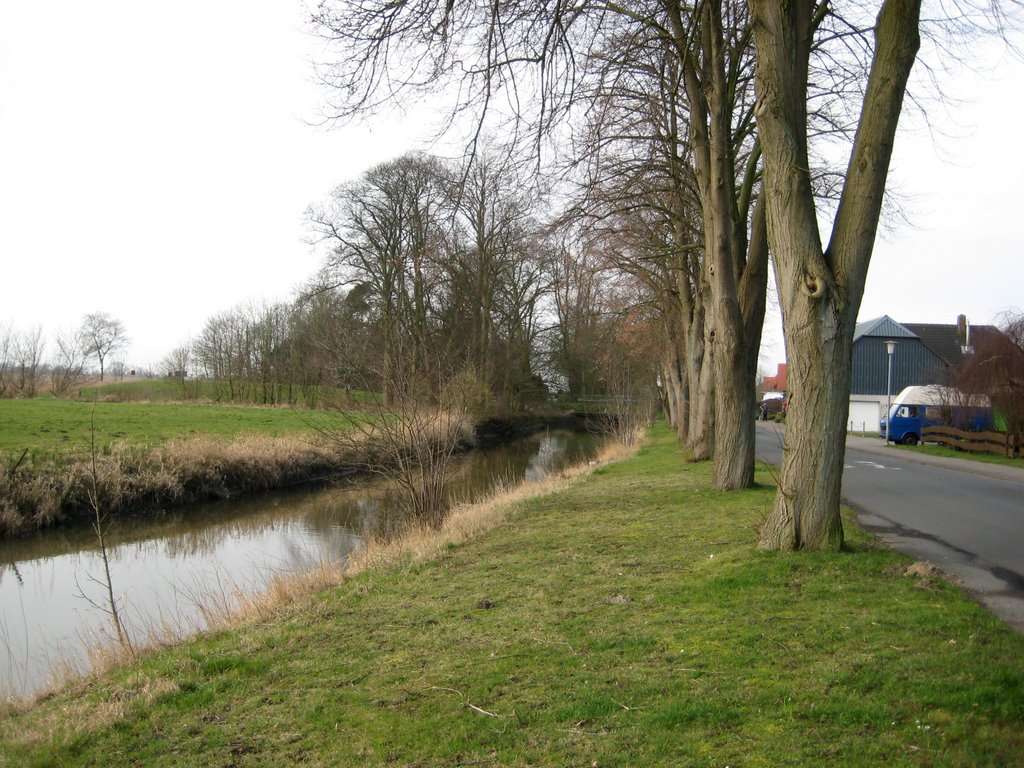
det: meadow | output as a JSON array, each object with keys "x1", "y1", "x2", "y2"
[{"x1": 0, "y1": 397, "x2": 323, "y2": 460}]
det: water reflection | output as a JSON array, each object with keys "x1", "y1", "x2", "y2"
[{"x1": 0, "y1": 430, "x2": 600, "y2": 697}]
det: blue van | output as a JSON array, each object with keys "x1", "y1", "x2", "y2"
[{"x1": 882, "y1": 386, "x2": 993, "y2": 445}]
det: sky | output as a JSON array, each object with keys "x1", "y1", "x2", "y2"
[{"x1": 1, "y1": 3, "x2": 1022, "y2": 371}]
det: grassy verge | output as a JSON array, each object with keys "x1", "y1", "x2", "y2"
[
  {"x1": 897, "y1": 443, "x2": 1023, "y2": 468},
  {"x1": 3, "y1": 423, "x2": 1023, "y2": 766}
]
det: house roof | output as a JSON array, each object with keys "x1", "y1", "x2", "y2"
[
  {"x1": 903, "y1": 322, "x2": 1001, "y2": 370},
  {"x1": 853, "y1": 315, "x2": 917, "y2": 343},
  {"x1": 762, "y1": 363, "x2": 787, "y2": 392}
]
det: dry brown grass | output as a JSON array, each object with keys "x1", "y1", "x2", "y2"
[
  {"x1": 0, "y1": 433, "x2": 367, "y2": 537},
  {"x1": 0, "y1": 413, "x2": 483, "y2": 538}
]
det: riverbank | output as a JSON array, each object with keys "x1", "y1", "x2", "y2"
[
  {"x1": 0, "y1": 396, "x2": 603, "y2": 537},
  {"x1": 0, "y1": 397, "x2": 362, "y2": 535},
  {"x1": 4, "y1": 423, "x2": 1024, "y2": 765}
]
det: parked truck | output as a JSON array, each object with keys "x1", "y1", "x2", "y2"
[{"x1": 881, "y1": 385, "x2": 993, "y2": 445}]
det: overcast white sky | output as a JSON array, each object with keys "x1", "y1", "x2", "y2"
[{"x1": 1, "y1": 3, "x2": 1022, "y2": 371}]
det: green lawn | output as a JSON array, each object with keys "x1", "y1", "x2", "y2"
[
  {"x1": 3, "y1": 423, "x2": 1023, "y2": 765},
  {"x1": 0, "y1": 399, "x2": 324, "y2": 458}
]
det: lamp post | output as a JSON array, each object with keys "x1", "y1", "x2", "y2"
[{"x1": 884, "y1": 340, "x2": 897, "y2": 445}]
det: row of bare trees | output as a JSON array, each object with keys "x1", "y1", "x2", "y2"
[
  {"x1": 308, "y1": 0, "x2": 1017, "y2": 550},
  {"x1": 309, "y1": 151, "x2": 568, "y2": 411},
  {"x1": 164, "y1": 151, "x2": 658, "y2": 415},
  {"x1": 0, "y1": 313, "x2": 129, "y2": 398},
  {"x1": 183, "y1": 301, "x2": 299, "y2": 404}
]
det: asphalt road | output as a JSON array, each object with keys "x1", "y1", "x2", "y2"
[{"x1": 754, "y1": 421, "x2": 1024, "y2": 632}]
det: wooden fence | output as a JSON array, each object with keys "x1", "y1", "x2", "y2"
[{"x1": 922, "y1": 425, "x2": 1021, "y2": 458}]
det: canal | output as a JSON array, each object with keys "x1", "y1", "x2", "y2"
[{"x1": 0, "y1": 429, "x2": 604, "y2": 698}]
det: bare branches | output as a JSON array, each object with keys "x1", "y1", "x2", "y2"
[
  {"x1": 315, "y1": 340, "x2": 475, "y2": 528},
  {"x1": 79, "y1": 312, "x2": 129, "y2": 383},
  {"x1": 82, "y1": 402, "x2": 133, "y2": 653},
  {"x1": 310, "y1": 0, "x2": 608, "y2": 153}
]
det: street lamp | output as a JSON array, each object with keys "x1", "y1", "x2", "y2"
[{"x1": 884, "y1": 340, "x2": 897, "y2": 445}]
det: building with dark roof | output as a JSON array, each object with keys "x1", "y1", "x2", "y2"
[{"x1": 847, "y1": 314, "x2": 999, "y2": 432}]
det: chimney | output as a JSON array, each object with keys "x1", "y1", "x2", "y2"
[{"x1": 958, "y1": 314, "x2": 974, "y2": 354}]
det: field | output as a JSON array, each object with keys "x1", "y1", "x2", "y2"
[
  {"x1": 0, "y1": 398, "x2": 327, "y2": 459},
  {"x1": 3, "y1": 422, "x2": 1022, "y2": 766},
  {"x1": 74, "y1": 379, "x2": 369, "y2": 409}
]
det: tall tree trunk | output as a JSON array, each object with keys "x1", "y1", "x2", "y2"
[
  {"x1": 760, "y1": 313, "x2": 854, "y2": 549},
  {"x1": 660, "y1": 325, "x2": 689, "y2": 444},
  {"x1": 684, "y1": 3, "x2": 767, "y2": 485},
  {"x1": 713, "y1": 197, "x2": 769, "y2": 488},
  {"x1": 686, "y1": 316, "x2": 714, "y2": 460},
  {"x1": 751, "y1": 0, "x2": 922, "y2": 549},
  {"x1": 667, "y1": 204, "x2": 706, "y2": 453}
]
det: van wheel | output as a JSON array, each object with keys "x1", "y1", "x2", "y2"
[{"x1": 903, "y1": 434, "x2": 919, "y2": 446}]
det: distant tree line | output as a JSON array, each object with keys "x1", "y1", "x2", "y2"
[
  {"x1": 165, "y1": 152, "x2": 660, "y2": 413},
  {"x1": 0, "y1": 312, "x2": 129, "y2": 398}
]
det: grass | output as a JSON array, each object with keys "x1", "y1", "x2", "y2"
[
  {"x1": 0, "y1": 399, "x2": 326, "y2": 459},
  {"x1": 897, "y1": 443, "x2": 1023, "y2": 468},
  {"x1": 2, "y1": 422, "x2": 1023, "y2": 766},
  {"x1": 75, "y1": 379, "x2": 375, "y2": 408},
  {"x1": 76, "y1": 379, "x2": 217, "y2": 402},
  {"x1": 0, "y1": 398, "x2": 379, "y2": 535}
]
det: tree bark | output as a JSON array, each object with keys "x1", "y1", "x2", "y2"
[
  {"x1": 752, "y1": 0, "x2": 922, "y2": 549},
  {"x1": 682, "y1": 3, "x2": 767, "y2": 487},
  {"x1": 660, "y1": 311, "x2": 689, "y2": 444},
  {"x1": 686, "y1": 315, "x2": 715, "y2": 461}
]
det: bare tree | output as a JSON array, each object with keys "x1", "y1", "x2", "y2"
[
  {"x1": 79, "y1": 312, "x2": 128, "y2": 383},
  {"x1": 194, "y1": 308, "x2": 246, "y2": 401},
  {"x1": 553, "y1": 28, "x2": 714, "y2": 456},
  {"x1": 955, "y1": 311, "x2": 1024, "y2": 455},
  {"x1": 0, "y1": 323, "x2": 12, "y2": 398},
  {"x1": 160, "y1": 344, "x2": 194, "y2": 400},
  {"x1": 108, "y1": 359, "x2": 129, "y2": 382},
  {"x1": 10, "y1": 325, "x2": 46, "y2": 397},
  {"x1": 546, "y1": 235, "x2": 610, "y2": 401},
  {"x1": 50, "y1": 329, "x2": 88, "y2": 397},
  {"x1": 79, "y1": 404, "x2": 132, "y2": 651},
  {"x1": 310, "y1": 0, "x2": 770, "y2": 489},
  {"x1": 292, "y1": 280, "x2": 375, "y2": 405},
  {"x1": 750, "y1": 1, "x2": 998, "y2": 549},
  {"x1": 449, "y1": 150, "x2": 546, "y2": 410},
  {"x1": 309, "y1": 153, "x2": 454, "y2": 405},
  {"x1": 594, "y1": 277, "x2": 661, "y2": 445}
]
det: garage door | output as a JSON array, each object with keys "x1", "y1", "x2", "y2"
[{"x1": 848, "y1": 400, "x2": 881, "y2": 433}]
